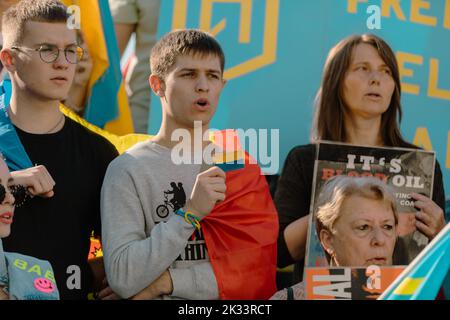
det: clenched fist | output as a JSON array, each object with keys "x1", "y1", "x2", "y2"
[
  {"x1": 185, "y1": 166, "x2": 226, "y2": 220},
  {"x1": 11, "y1": 165, "x2": 55, "y2": 198}
]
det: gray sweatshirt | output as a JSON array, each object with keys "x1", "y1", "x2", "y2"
[{"x1": 101, "y1": 141, "x2": 219, "y2": 299}]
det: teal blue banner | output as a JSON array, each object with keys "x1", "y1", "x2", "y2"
[{"x1": 150, "y1": 0, "x2": 450, "y2": 196}]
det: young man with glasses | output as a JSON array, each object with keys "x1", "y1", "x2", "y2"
[{"x1": 0, "y1": 0, "x2": 119, "y2": 300}]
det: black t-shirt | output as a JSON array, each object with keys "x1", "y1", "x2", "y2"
[
  {"x1": 3, "y1": 117, "x2": 118, "y2": 300},
  {"x1": 275, "y1": 143, "x2": 446, "y2": 285}
]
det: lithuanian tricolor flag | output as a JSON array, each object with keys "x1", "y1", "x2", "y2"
[{"x1": 201, "y1": 130, "x2": 278, "y2": 299}]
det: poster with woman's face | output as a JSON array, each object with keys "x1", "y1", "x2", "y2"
[
  {"x1": 304, "y1": 141, "x2": 435, "y2": 299},
  {"x1": 318, "y1": 191, "x2": 397, "y2": 267}
]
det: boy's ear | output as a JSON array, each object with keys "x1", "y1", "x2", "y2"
[
  {"x1": 149, "y1": 74, "x2": 166, "y2": 98},
  {"x1": 0, "y1": 49, "x2": 16, "y2": 72}
]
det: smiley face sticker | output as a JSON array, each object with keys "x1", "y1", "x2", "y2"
[{"x1": 34, "y1": 278, "x2": 56, "y2": 294}]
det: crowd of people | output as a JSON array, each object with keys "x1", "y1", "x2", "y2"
[{"x1": 0, "y1": 0, "x2": 447, "y2": 300}]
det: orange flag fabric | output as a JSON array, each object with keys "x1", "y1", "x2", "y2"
[{"x1": 202, "y1": 152, "x2": 279, "y2": 300}]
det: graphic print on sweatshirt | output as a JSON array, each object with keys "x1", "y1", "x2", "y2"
[
  {"x1": 155, "y1": 182, "x2": 208, "y2": 262},
  {"x1": 156, "y1": 182, "x2": 187, "y2": 218}
]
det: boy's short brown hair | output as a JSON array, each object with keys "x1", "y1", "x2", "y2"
[
  {"x1": 2, "y1": 0, "x2": 69, "y2": 47},
  {"x1": 150, "y1": 29, "x2": 225, "y2": 79}
]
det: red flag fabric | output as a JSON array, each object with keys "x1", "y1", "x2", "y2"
[{"x1": 202, "y1": 152, "x2": 279, "y2": 300}]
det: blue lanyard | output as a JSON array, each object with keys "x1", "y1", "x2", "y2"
[{"x1": 0, "y1": 79, "x2": 33, "y2": 170}]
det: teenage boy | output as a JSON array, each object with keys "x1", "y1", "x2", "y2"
[
  {"x1": 0, "y1": 0, "x2": 119, "y2": 299},
  {"x1": 102, "y1": 28, "x2": 279, "y2": 300}
]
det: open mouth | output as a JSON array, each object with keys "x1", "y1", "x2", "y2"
[
  {"x1": 194, "y1": 98, "x2": 210, "y2": 110},
  {"x1": 0, "y1": 212, "x2": 14, "y2": 225}
]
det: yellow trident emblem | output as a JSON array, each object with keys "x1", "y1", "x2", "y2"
[{"x1": 171, "y1": 0, "x2": 280, "y2": 80}]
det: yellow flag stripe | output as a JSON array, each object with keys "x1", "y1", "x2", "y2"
[
  {"x1": 213, "y1": 150, "x2": 245, "y2": 163},
  {"x1": 61, "y1": 104, "x2": 150, "y2": 154},
  {"x1": 393, "y1": 278, "x2": 424, "y2": 296}
]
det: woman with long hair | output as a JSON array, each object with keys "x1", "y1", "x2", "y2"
[{"x1": 275, "y1": 34, "x2": 446, "y2": 285}]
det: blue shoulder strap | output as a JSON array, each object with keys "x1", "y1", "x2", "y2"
[{"x1": 0, "y1": 78, "x2": 33, "y2": 170}]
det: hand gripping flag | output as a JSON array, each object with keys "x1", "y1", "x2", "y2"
[
  {"x1": 379, "y1": 223, "x2": 450, "y2": 300},
  {"x1": 201, "y1": 131, "x2": 279, "y2": 300}
]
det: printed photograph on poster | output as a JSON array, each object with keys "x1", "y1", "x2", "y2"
[{"x1": 304, "y1": 141, "x2": 436, "y2": 299}]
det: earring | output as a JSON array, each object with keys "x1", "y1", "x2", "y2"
[
  {"x1": 329, "y1": 251, "x2": 337, "y2": 266},
  {"x1": 330, "y1": 251, "x2": 337, "y2": 261}
]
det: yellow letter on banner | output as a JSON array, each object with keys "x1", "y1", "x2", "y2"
[
  {"x1": 173, "y1": 0, "x2": 188, "y2": 30},
  {"x1": 410, "y1": 0, "x2": 437, "y2": 26},
  {"x1": 447, "y1": 131, "x2": 450, "y2": 169},
  {"x1": 347, "y1": 0, "x2": 368, "y2": 13},
  {"x1": 396, "y1": 52, "x2": 423, "y2": 95},
  {"x1": 171, "y1": 0, "x2": 279, "y2": 80},
  {"x1": 381, "y1": 0, "x2": 407, "y2": 20},
  {"x1": 224, "y1": 0, "x2": 279, "y2": 79},
  {"x1": 173, "y1": 0, "x2": 251, "y2": 41},
  {"x1": 445, "y1": 0, "x2": 450, "y2": 29},
  {"x1": 413, "y1": 128, "x2": 433, "y2": 150},
  {"x1": 200, "y1": 0, "x2": 252, "y2": 43},
  {"x1": 428, "y1": 59, "x2": 450, "y2": 100}
]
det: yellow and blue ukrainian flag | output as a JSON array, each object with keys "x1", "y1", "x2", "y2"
[
  {"x1": 61, "y1": 0, "x2": 134, "y2": 134},
  {"x1": 379, "y1": 223, "x2": 450, "y2": 300}
]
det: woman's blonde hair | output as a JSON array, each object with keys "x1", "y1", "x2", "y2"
[{"x1": 315, "y1": 175, "x2": 398, "y2": 235}]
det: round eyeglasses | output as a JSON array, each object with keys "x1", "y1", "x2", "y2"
[{"x1": 11, "y1": 44, "x2": 84, "y2": 64}]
